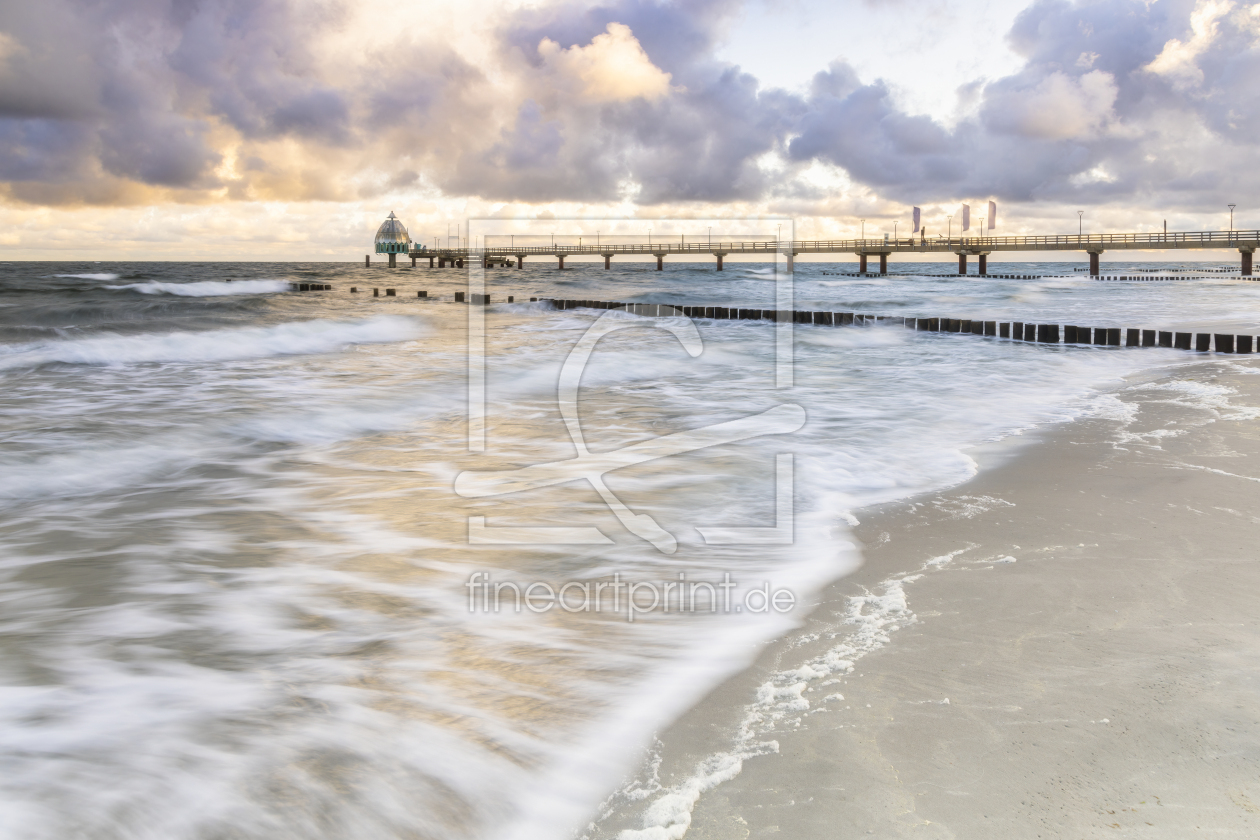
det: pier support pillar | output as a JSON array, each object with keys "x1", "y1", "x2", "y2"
[
  {"x1": 957, "y1": 254, "x2": 967, "y2": 275},
  {"x1": 515, "y1": 254, "x2": 525, "y2": 269},
  {"x1": 557, "y1": 255, "x2": 565, "y2": 270},
  {"x1": 655, "y1": 253, "x2": 665, "y2": 271},
  {"x1": 785, "y1": 254, "x2": 794, "y2": 274},
  {"x1": 365, "y1": 255, "x2": 370, "y2": 267},
  {"x1": 456, "y1": 259, "x2": 464, "y2": 269},
  {"x1": 879, "y1": 253, "x2": 887, "y2": 275},
  {"x1": 602, "y1": 253, "x2": 613, "y2": 270},
  {"x1": 1089, "y1": 251, "x2": 1100, "y2": 277},
  {"x1": 411, "y1": 256, "x2": 416, "y2": 267},
  {"x1": 859, "y1": 254, "x2": 868, "y2": 273},
  {"x1": 388, "y1": 252, "x2": 397, "y2": 268},
  {"x1": 1242, "y1": 248, "x2": 1254, "y2": 277},
  {"x1": 978, "y1": 254, "x2": 987, "y2": 275},
  {"x1": 428, "y1": 256, "x2": 434, "y2": 268},
  {"x1": 715, "y1": 253, "x2": 725, "y2": 271}
]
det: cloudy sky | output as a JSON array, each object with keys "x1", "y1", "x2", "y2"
[{"x1": 0, "y1": 0, "x2": 1256, "y2": 260}]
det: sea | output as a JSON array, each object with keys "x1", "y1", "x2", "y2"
[{"x1": 1, "y1": 258, "x2": 1257, "y2": 840}]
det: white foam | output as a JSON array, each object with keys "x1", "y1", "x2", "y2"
[
  {"x1": 53, "y1": 273, "x2": 119, "y2": 281},
  {"x1": 106, "y1": 279, "x2": 289, "y2": 296},
  {"x1": 0, "y1": 442, "x2": 197, "y2": 499},
  {"x1": 613, "y1": 548, "x2": 975, "y2": 839},
  {"x1": 0, "y1": 315, "x2": 423, "y2": 369}
]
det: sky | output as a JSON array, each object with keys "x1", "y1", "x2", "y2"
[{"x1": 0, "y1": 0, "x2": 1257, "y2": 260}]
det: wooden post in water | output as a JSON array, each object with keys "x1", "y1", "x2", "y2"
[
  {"x1": 1195, "y1": 333, "x2": 1211, "y2": 352},
  {"x1": 373, "y1": 288, "x2": 379, "y2": 297},
  {"x1": 1215, "y1": 334, "x2": 1235, "y2": 353},
  {"x1": 1126, "y1": 328, "x2": 1140, "y2": 347},
  {"x1": 1174, "y1": 332, "x2": 1192, "y2": 349}
]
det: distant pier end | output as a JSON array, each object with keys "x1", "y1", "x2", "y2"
[{"x1": 373, "y1": 212, "x2": 412, "y2": 268}]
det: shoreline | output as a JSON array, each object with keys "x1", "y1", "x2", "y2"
[{"x1": 591, "y1": 355, "x2": 1260, "y2": 838}]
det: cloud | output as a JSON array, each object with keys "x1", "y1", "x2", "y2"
[
  {"x1": 538, "y1": 22, "x2": 673, "y2": 102},
  {"x1": 1144, "y1": 0, "x2": 1233, "y2": 89},
  {"x1": 0, "y1": 0, "x2": 1258, "y2": 228},
  {"x1": 983, "y1": 70, "x2": 1118, "y2": 140}
]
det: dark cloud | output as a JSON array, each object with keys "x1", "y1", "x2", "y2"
[{"x1": 0, "y1": 0, "x2": 1257, "y2": 215}]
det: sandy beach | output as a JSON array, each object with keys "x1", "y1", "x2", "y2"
[{"x1": 601, "y1": 355, "x2": 1260, "y2": 839}]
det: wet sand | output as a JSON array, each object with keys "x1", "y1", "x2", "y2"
[{"x1": 608, "y1": 356, "x2": 1260, "y2": 838}]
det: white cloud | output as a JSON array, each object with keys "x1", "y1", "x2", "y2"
[
  {"x1": 994, "y1": 70, "x2": 1118, "y2": 140},
  {"x1": 538, "y1": 23, "x2": 673, "y2": 103},
  {"x1": 1145, "y1": 0, "x2": 1233, "y2": 89}
]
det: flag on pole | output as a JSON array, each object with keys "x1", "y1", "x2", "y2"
[
  {"x1": 988, "y1": 200, "x2": 997, "y2": 230},
  {"x1": 961, "y1": 204, "x2": 970, "y2": 232},
  {"x1": 913, "y1": 207, "x2": 921, "y2": 233}
]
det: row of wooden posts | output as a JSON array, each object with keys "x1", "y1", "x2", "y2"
[
  {"x1": 288, "y1": 287, "x2": 1255, "y2": 354},
  {"x1": 545, "y1": 299, "x2": 1259, "y2": 354}
]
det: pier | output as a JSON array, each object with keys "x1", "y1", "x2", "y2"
[{"x1": 375, "y1": 228, "x2": 1260, "y2": 277}]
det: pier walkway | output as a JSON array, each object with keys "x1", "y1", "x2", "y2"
[{"x1": 387, "y1": 228, "x2": 1259, "y2": 276}]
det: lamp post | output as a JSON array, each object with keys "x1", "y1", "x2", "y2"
[
  {"x1": 648, "y1": 228, "x2": 652, "y2": 245},
  {"x1": 1229, "y1": 204, "x2": 1236, "y2": 232},
  {"x1": 708, "y1": 226, "x2": 712, "y2": 246},
  {"x1": 894, "y1": 221, "x2": 898, "y2": 241},
  {"x1": 947, "y1": 216, "x2": 952, "y2": 240},
  {"x1": 1077, "y1": 210, "x2": 1084, "y2": 236}
]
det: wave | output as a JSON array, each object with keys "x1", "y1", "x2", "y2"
[
  {"x1": 106, "y1": 280, "x2": 289, "y2": 296},
  {"x1": 0, "y1": 315, "x2": 424, "y2": 370},
  {"x1": 53, "y1": 273, "x2": 120, "y2": 281}
]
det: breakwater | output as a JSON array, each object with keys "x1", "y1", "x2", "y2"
[{"x1": 543, "y1": 298, "x2": 1257, "y2": 354}]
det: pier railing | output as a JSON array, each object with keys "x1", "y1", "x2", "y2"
[{"x1": 411, "y1": 229, "x2": 1260, "y2": 257}]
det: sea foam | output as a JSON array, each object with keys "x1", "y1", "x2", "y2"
[
  {"x1": 0, "y1": 315, "x2": 423, "y2": 369},
  {"x1": 107, "y1": 280, "x2": 290, "y2": 296}
]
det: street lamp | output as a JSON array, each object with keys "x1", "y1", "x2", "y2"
[
  {"x1": 708, "y1": 226, "x2": 712, "y2": 246},
  {"x1": 894, "y1": 221, "x2": 898, "y2": 241},
  {"x1": 1077, "y1": 210, "x2": 1084, "y2": 236},
  {"x1": 648, "y1": 228, "x2": 652, "y2": 245},
  {"x1": 860, "y1": 219, "x2": 865, "y2": 240},
  {"x1": 947, "y1": 216, "x2": 952, "y2": 240},
  {"x1": 1229, "y1": 204, "x2": 1236, "y2": 232}
]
